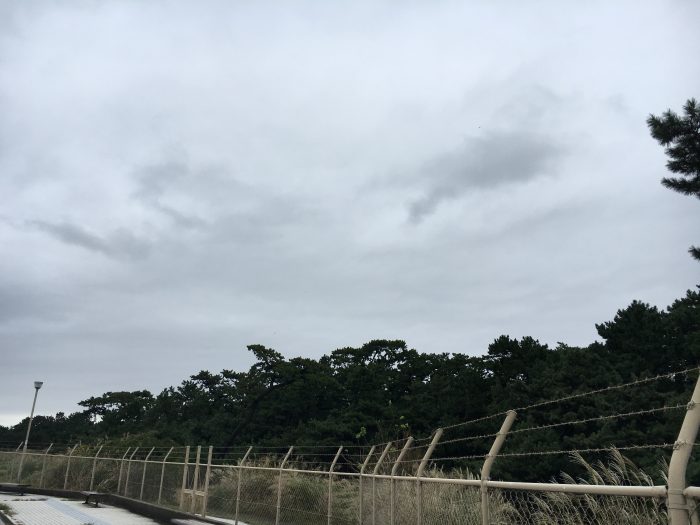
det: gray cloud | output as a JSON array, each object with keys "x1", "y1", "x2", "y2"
[
  {"x1": 157, "y1": 205, "x2": 208, "y2": 230},
  {"x1": 129, "y1": 156, "x2": 311, "y2": 242},
  {"x1": 132, "y1": 160, "x2": 209, "y2": 230},
  {"x1": 30, "y1": 221, "x2": 150, "y2": 260},
  {"x1": 31, "y1": 221, "x2": 109, "y2": 253},
  {"x1": 0, "y1": 283, "x2": 67, "y2": 324},
  {"x1": 409, "y1": 132, "x2": 563, "y2": 223}
]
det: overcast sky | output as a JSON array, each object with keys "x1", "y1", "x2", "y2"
[{"x1": 1, "y1": 0, "x2": 698, "y2": 426}]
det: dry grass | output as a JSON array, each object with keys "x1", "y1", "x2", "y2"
[{"x1": 0, "y1": 449, "x2": 671, "y2": 525}]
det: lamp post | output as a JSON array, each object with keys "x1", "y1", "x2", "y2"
[{"x1": 17, "y1": 381, "x2": 43, "y2": 483}]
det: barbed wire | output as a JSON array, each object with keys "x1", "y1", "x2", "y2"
[
  {"x1": 389, "y1": 442, "x2": 676, "y2": 465},
  {"x1": 280, "y1": 443, "x2": 370, "y2": 449},
  {"x1": 515, "y1": 366, "x2": 699, "y2": 413},
  {"x1": 434, "y1": 431, "x2": 500, "y2": 447},
  {"x1": 509, "y1": 404, "x2": 686, "y2": 435},
  {"x1": 404, "y1": 404, "x2": 686, "y2": 451},
  {"x1": 436, "y1": 365, "x2": 698, "y2": 434},
  {"x1": 393, "y1": 452, "x2": 486, "y2": 464},
  {"x1": 210, "y1": 445, "x2": 262, "y2": 450},
  {"x1": 0, "y1": 442, "x2": 679, "y2": 471},
  {"x1": 497, "y1": 443, "x2": 674, "y2": 458},
  {"x1": 401, "y1": 443, "x2": 433, "y2": 455},
  {"x1": 440, "y1": 412, "x2": 509, "y2": 432}
]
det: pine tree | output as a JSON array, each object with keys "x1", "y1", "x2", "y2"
[{"x1": 647, "y1": 98, "x2": 700, "y2": 260}]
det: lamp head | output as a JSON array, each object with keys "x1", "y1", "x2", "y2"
[{"x1": 34, "y1": 381, "x2": 43, "y2": 390}]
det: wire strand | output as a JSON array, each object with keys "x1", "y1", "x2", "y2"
[
  {"x1": 510, "y1": 404, "x2": 686, "y2": 435},
  {"x1": 515, "y1": 367, "x2": 699, "y2": 413}
]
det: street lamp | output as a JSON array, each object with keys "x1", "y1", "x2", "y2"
[{"x1": 16, "y1": 381, "x2": 43, "y2": 483}]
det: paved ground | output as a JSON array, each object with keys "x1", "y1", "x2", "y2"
[{"x1": 0, "y1": 492, "x2": 162, "y2": 525}]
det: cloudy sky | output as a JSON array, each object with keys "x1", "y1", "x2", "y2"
[{"x1": 1, "y1": 0, "x2": 698, "y2": 426}]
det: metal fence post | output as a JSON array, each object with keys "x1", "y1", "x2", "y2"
[
  {"x1": 327, "y1": 446, "x2": 343, "y2": 525},
  {"x1": 372, "y1": 442, "x2": 393, "y2": 525},
  {"x1": 9, "y1": 442, "x2": 23, "y2": 481},
  {"x1": 39, "y1": 443, "x2": 52, "y2": 488},
  {"x1": 17, "y1": 441, "x2": 28, "y2": 484},
  {"x1": 416, "y1": 429, "x2": 443, "y2": 525},
  {"x1": 158, "y1": 447, "x2": 174, "y2": 505},
  {"x1": 90, "y1": 445, "x2": 103, "y2": 491},
  {"x1": 117, "y1": 447, "x2": 131, "y2": 494},
  {"x1": 358, "y1": 445, "x2": 376, "y2": 525},
  {"x1": 275, "y1": 446, "x2": 294, "y2": 525},
  {"x1": 63, "y1": 443, "x2": 79, "y2": 490},
  {"x1": 668, "y1": 372, "x2": 700, "y2": 525},
  {"x1": 480, "y1": 410, "x2": 516, "y2": 525},
  {"x1": 179, "y1": 446, "x2": 191, "y2": 511},
  {"x1": 140, "y1": 447, "x2": 155, "y2": 500},
  {"x1": 190, "y1": 445, "x2": 202, "y2": 514},
  {"x1": 390, "y1": 438, "x2": 414, "y2": 525},
  {"x1": 124, "y1": 447, "x2": 140, "y2": 496},
  {"x1": 235, "y1": 446, "x2": 253, "y2": 525},
  {"x1": 202, "y1": 446, "x2": 213, "y2": 517}
]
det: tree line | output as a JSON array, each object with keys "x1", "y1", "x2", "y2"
[{"x1": 2, "y1": 287, "x2": 698, "y2": 482}]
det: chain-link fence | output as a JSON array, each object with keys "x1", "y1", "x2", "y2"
[
  {"x1": 419, "y1": 479, "x2": 481, "y2": 525},
  {"x1": 488, "y1": 488, "x2": 667, "y2": 525},
  {"x1": 0, "y1": 446, "x2": 680, "y2": 525}
]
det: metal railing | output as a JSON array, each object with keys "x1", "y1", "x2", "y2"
[{"x1": 1, "y1": 366, "x2": 700, "y2": 525}]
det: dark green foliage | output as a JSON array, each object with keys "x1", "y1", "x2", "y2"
[
  {"x1": 1, "y1": 288, "x2": 699, "y2": 483},
  {"x1": 2, "y1": 411, "x2": 94, "y2": 446},
  {"x1": 648, "y1": 98, "x2": 700, "y2": 259},
  {"x1": 79, "y1": 390, "x2": 154, "y2": 434}
]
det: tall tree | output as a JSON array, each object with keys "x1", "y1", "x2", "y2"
[{"x1": 647, "y1": 98, "x2": 700, "y2": 260}]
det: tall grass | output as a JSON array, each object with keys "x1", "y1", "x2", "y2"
[
  {"x1": 503, "y1": 450, "x2": 668, "y2": 525},
  {"x1": 0, "y1": 448, "x2": 671, "y2": 524}
]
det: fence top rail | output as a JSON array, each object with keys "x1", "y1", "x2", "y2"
[
  {"x1": 358, "y1": 473, "x2": 666, "y2": 498},
  {"x1": 485, "y1": 480, "x2": 667, "y2": 498},
  {"x1": 684, "y1": 486, "x2": 700, "y2": 498}
]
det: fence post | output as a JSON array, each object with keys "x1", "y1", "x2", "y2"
[
  {"x1": 16, "y1": 440, "x2": 28, "y2": 483},
  {"x1": 117, "y1": 447, "x2": 131, "y2": 494},
  {"x1": 9, "y1": 442, "x2": 23, "y2": 481},
  {"x1": 202, "y1": 446, "x2": 213, "y2": 517},
  {"x1": 124, "y1": 447, "x2": 140, "y2": 496},
  {"x1": 480, "y1": 410, "x2": 516, "y2": 525},
  {"x1": 235, "y1": 446, "x2": 253, "y2": 525},
  {"x1": 158, "y1": 447, "x2": 174, "y2": 506},
  {"x1": 668, "y1": 372, "x2": 700, "y2": 525},
  {"x1": 39, "y1": 443, "x2": 52, "y2": 488},
  {"x1": 90, "y1": 445, "x2": 103, "y2": 491},
  {"x1": 416, "y1": 429, "x2": 443, "y2": 525},
  {"x1": 358, "y1": 445, "x2": 376, "y2": 525},
  {"x1": 140, "y1": 447, "x2": 155, "y2": 500},
  {"x1": 416, "y1": 428, "x2": 443, "y2": 525},
  {"x1": 190, "y1": 445, "x2": 202, "y2": 514},
  {"x1": 179, "y1": 446, "x2": 191, "y2": 511},
  {"x1": 390, "y1": 438, "x2": 414, "y2": 525},
  {"x1": 372, "y1": 442, "x2": 393, "y2": 525},
  {"x1": 275, "y1": 446, "x2": 294, "y2": 525},
  {"x1": 327, "y1": 446, "x2": 343, "y2": 525},
  {"x1": 62, "y1": 444, "x2": 79, "y2": 490}
]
